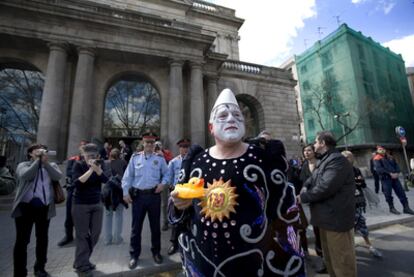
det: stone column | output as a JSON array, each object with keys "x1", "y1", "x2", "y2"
[
  {"x1": 67, "y1": 47, "x2": 95, "y2": 156},
  {"x1": 207, "y1": 75, "x2": 219, "y2": 115},
  {"x1": 167, "y1": 60, "x2": 184, "y2": 153},
  {"x1": 206, "y1": 75, "x2": 218, "y2": 146},
  {"x1": 189, "y1": 61, "x2": 205, "y2": 147},
  {"x1": 37, "y1": 43, "x2": 68, "y2": 153}
]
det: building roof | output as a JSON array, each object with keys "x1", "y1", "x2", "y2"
[{"x1": 295, "y1": 23, "x2": 404, "y2": 65}]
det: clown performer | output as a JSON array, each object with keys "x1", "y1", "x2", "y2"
[{"x1": 169, "y1": 88, "x2": 305, "y2": 276}]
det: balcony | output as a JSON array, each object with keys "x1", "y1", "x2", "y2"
[{"x1": 222, "y1": 60, "x2": 262, "y2": 74}]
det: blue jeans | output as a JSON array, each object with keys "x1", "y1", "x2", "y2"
[{"x1": 104, "y1": 205, "x2": 124, "y2": 244}]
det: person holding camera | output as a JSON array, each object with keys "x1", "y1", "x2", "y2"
[
  {"x1": 12, "y1": 143, "x2": 63, "y2": 277},
  {"x1": 122, "y1": 132, "x2": 169, "y2": 269},
  {"x1": 71, "y1": 143, "x2": 108, "y2": 275}
]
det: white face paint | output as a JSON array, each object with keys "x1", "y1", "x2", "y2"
[{"x1": 211, "y1": 104, "x2": 245, "y2": 143}]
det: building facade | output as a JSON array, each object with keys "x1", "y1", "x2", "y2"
[
  {"x1": 295, "y1": 24, "x2": 414, "y2": 151},
  {"x1": 0, "y1": 0, "x2": 300, "y2": 163},
  {"x1": 407, "y1": 67, "x2": 414, "y2": 106}
]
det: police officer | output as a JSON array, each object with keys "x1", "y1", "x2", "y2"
[
  {"x1": 166, "y1": 138, "x2": 190, "y2": 255},
  {"x1": 122, "y1": 132, "x2": 169, "y2": 269}
]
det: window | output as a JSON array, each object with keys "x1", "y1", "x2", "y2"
[
  {"x1": 361, "y1": 63, "x2": 373, "y2": 83},
  {"x1": 372, "y1": 51, "x2": 379, "y2": 68},
  {"x1": 304, "y1": 98, "x2": 312, "y2": 108},
  {"x1": 324, "y1": 68, "x2": 335, "y2": 82},
  {"x1": 321, "y1": 51, "x2": 332, "y2": 68},
  {"x1": 302, "y1": 80, "x2": 310, "y2": 91},
  {"x1": 363, "y1": 83, "x2": 374, "y2": 96},
  {"x1": 357, "y1": 44, "x2": 365, "y2": 60},
  {"x1": 300, "y1": 64, "x2": 308, "y2": 74},
  {"x1": 307, "y1": 119, "x2": 315, "y2": 131},
  {"x1": 104, "y1": 75, "x2": 160, "y2": 138}
]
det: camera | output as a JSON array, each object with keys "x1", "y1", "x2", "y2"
[
  {"x1": 93, "y1": 159, "x2": 104, "y2": 166},
  {"x1": 246, "y1": 137, "x2": 267, "y2": 149},
  {"x1": 38, "y1": 149, "x2": 57, "y2": 156}
]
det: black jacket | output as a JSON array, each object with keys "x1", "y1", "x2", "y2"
[
  {"x1": 101, "y1": 160, "x2": 127, "y2": 210},
  {"x1": 300, "y1": 149, "x2": 355, "y2": 232}
]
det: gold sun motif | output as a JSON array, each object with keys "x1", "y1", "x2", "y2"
[{"x1": 199, "y1": 178, "x2": 239, "y2": 222}]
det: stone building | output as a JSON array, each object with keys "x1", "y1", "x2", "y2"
[{"x1": 0, "y1": 0, "x2": 300, "y2": 162}]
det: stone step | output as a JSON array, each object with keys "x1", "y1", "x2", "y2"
[
  {"x1": 0, "y1": 194, "x2": 15, "y2": 211},
  {"x1": 0, "y1": 203, "x2": 12, "y2": 211},
  {"x1": 0, "y1": 195, "x2": 15, "y2": 204}
]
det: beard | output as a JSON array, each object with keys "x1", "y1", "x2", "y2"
[{"x1": 213, "y1": 122, "x2": 246, "y2": 143}]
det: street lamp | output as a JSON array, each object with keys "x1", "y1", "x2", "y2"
[{"x1": 334, "y1": 112, "x2": 350, "y2": 150}]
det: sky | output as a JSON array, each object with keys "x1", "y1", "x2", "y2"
[{"x1": 209, "y1": 0, "x2": 414, "y2": 68}]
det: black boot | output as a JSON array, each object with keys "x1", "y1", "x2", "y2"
[
  {"x1": 403, "y1": 203, "x2": 414, "y2": 215},
  {"x1": 58, "y1": 235, "x2": 74, "y2": 247},
  {"x1": 389, "y1": 205, "x2": 401, "y2": 215}
]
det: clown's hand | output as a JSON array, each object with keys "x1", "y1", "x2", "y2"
[{"x1": 171, "y1": 190, "x2": 192, "y2": 210}]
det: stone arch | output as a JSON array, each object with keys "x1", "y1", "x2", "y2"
[
  {"x1": 235, "y1": 94, "x2": 265, "y2": 138},
  {"x1": 0, "y1": 57, "x2": 44, "y2": 74},
  {"x1": 104, "y1": 70, "x2": 162, "y2": 96},
  {"x1": 0, "y1": 58, "x2": 46, "y2": 165},
  {"x1": 102, "y1": 71, "x2": 162, "y2": 146}
]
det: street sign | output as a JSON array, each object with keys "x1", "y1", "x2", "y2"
[
  {"x1": 395, "y1": 126, "x2": 406, "y2": 137},
  {"x1": 395, "y1": 126, "x2": 411, "y2": 178}
]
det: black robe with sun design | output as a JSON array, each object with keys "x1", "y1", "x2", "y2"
[{"x1": 169, "y1": 143, "x2": 306, "y2": 277}]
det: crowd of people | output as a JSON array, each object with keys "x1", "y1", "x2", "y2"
[{"x1": 3, "y1": 87, "x2": 414, "y2": 277}]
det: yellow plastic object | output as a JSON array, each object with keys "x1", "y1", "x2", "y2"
[{"x1": 174, "y1": 177, "x2": 205, "y2": 199}]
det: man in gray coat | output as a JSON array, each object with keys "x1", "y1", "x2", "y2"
[
  {"x1": 298, "y1": 131, "x2": 356, "y2": 277},
  {"x1": 12, "y1": 144, "x2": 63, "y2": 277}
]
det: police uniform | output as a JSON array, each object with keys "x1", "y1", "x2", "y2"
[
  {"x1": 122, "y1": 139, "x2": 169, "y2": 264},
  {"x1": 166, "y1": 138, "x2": 190, "y2": 255},
  {"x1": 168, "y1": 155, "x2": 184, "y2": 187}
]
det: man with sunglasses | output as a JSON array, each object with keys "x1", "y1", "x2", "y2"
[{"x1": 122, "y1": 132, "x2": 169, "y2": 269}]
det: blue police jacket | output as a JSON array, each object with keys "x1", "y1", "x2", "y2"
[
  {"x1": 122, "y1": 152, "x2": 169, "y2": 196},
  {"x1": 167, "y1": 155, "x2": 184, "y2": 186}
]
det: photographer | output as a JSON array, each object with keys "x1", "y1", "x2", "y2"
[
  {"x1": 12, "y1": 144, "x2": 62, "y2": 277},
  {"x1": 71, "y1": 143, "x2": 108, "y2": 275}
]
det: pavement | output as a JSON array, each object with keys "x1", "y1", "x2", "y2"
[
  {"x1": 307, "y1": 221, "x2": 414, "y2": 277},
  {"x1": 0, "y1": 177, "x2": 413, "y2": 277}
]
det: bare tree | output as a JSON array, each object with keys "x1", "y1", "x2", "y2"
[
  {"x1": 306, "y1": 76, "x2": 394, "y2": 143},
  {"x1": 0, "y1": 68, "x2": 44, "y2": 143},
  {"x1": 104, "y1": 79, "x2": 160, "y2": 137}
]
